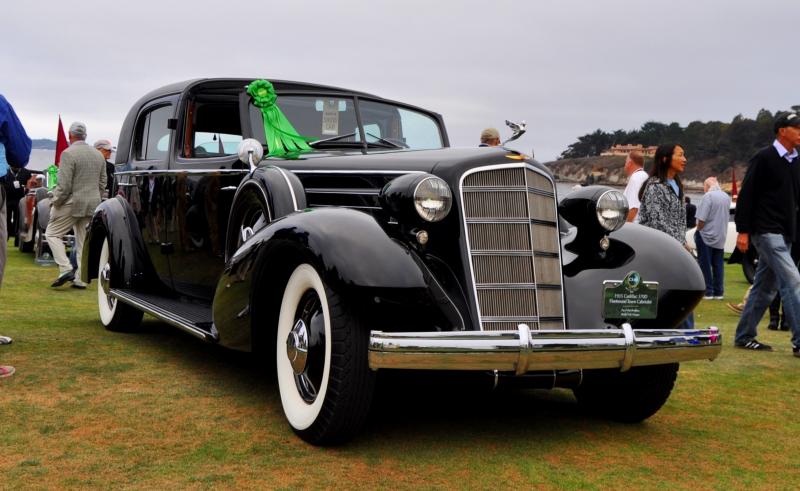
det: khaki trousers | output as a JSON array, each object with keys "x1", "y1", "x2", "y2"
[{"x1": 45, "y1": 202, "x2": 89, "y2": 280}]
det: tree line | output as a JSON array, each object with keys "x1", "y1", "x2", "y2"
[{"x1": 560, "y1": 107, "x2": 800, "y2": 171}]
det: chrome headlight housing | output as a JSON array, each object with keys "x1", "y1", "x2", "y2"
[
  {"x1": 559, "y1": 185, "x2": 630, "y2": 250},
  {"x1": 380, "y1": 173, "x2": 453, "y2": 225},
  {"x1": 596, "y1": 190, "x2": 628, "y2": 233},
  {"x1": 413, "y1": 177, "x2": 452, "y2": 222}
]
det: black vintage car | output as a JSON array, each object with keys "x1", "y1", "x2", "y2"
[{"x1": 81, "y1": 78, "x2": 721, "y2": 445}]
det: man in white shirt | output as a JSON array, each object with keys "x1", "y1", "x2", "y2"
[{"x1": 622, "y1": 150, "x2": 647, "y2": 222}]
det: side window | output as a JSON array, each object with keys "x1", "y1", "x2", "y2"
[
  {"x1": 135, "y1": 104, "x2": 172, "y2": 161},
  {"x1": 182, "y1": 100, "x2": 242, "y2": 158}
]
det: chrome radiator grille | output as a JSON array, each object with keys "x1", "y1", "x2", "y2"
[{"x1": 461, "y1": 166, "x2": 565, "y2": 331}]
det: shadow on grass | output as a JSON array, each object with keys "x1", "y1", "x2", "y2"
[{"x1": 116, "y1": 320, "x2": 645, "y2": 445}]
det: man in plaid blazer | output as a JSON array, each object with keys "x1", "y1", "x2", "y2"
[{"x1": 46, "y1": 121, "x2": 106, "y2": 288}]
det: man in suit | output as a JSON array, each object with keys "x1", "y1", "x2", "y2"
[{"x1": 46, "y1": 121, "x2": 106, "y2": 288}]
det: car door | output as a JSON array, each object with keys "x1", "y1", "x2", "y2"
[
  {"x1": 162, "y1": 90, "x2": 248, "y2": 301},
  {"x1": 119, "y1": 97, "x2": 178, "y2": 291}
]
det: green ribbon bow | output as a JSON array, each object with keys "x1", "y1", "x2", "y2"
[{"x1": 247, "y1": 79, "x2": 313, "y2": 159}]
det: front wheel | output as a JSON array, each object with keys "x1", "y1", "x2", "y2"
[
  {"x1": 573, "y1": 363, "x2": 679, "y2": 423},
  {"x1": 97, "y1": 238, "x2": 143, "y2": 331},
  {"x1": 276, "y1": 263, "x2": 374, "y2": 445}
]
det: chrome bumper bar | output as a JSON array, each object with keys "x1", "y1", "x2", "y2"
[{"x1": 368, "y1": 323, "x2": 721, "y2": 373}]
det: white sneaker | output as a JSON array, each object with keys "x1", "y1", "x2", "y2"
[
  {"x1": 703, "y1": 295, "x2": 714, "y2": 300},
  {"x1": 713, "y1": 296, "x2": 724, "y2": 300}
]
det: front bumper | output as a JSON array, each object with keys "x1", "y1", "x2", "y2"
[{"x1": 368, "y1": 323, "x2": 721, "y2": 373}]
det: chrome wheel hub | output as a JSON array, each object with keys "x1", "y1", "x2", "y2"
[
  {"x1": 286, "y1": 319, "x2": 309, "y2": 375},
  {"x1": 100, "y1": 263, "x2": 111, "y2": 296}
]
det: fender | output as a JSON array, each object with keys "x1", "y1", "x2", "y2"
[
  {"x1": 561, "y1": 223, "x2": 705, "y2": 330},
  {"x1": 224, "y1": 165, "x2": 307, "y2": 262},
  {"x1": 213, "y1": 207, "x2": 461, "y2": 351},
  {"x1": 81, "y1": 196, "x2": 166, "y2": 293}
]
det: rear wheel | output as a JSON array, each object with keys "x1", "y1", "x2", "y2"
[
  {"x1": 276, "y1": 263, "x2": 374, "y2": 445},
  {"x1": 573, "y1": 363, "x2": 679, "y2": 423},
  {"x1": 97, "y1": 239, "x2": 143, "y2": 331}
]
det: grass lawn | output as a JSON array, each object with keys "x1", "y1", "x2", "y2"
[{"x1": 1, "y1": 243, "x2": 799, "y2": 489}]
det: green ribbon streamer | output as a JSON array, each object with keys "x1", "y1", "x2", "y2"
[{"x1": 247, "y1": 79, "x2": 313, "y2": 159}]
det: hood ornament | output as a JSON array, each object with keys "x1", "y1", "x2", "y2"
[{"x1": 502, "y1": 119, "x2": 526, "y2": 145}]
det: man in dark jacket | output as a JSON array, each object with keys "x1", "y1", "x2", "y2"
[
  {"x1": 5, "y1": 164, "x2": 32, "y2": 245},
  {"x1": 0, "y1": 94, "x2": 31, "y2": 288},
  {"x1": 685, "y1": 196, "x2": 697, "y2": 229},
  {"x1": 734, "y1": 112, "x2": 800, "y2": 356},
  {"x1": 0, "y1": 94, "x2": 31, "y2": 379}
]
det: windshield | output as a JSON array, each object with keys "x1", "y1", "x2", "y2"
[{"x1": 247, "y1": 95, "x2": 444, "y2": 152}]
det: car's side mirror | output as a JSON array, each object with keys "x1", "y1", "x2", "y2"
[{"x1": 237, "y1": 139, "x2": 265, "y2": 171}]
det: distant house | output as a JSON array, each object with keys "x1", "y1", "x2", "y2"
[{"x1": 600, "y1": 144, "x2": 657, "y2": 157}]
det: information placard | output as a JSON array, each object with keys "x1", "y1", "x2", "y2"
[{"x1": 602, "y1": 271, "x2": 658, "y2": 319}]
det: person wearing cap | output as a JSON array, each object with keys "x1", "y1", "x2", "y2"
[
  {"x1": 479, "y1": 128, "x2": 500, "y2": 147},
  {"x1": 46, "y1": 121, "x2": 106, "y2": 289},
  {"x1": 93, "y1": 139, "x2": 115, "y2": 198},
  {"x1": 733, "y1": 111, "x2": 800, "y2": 355}
]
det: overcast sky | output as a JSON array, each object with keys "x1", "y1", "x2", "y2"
[{"x1": 2, "y1": 0, "x2": 798, "y2": 162}]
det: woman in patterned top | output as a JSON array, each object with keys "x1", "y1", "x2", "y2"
[
  {"x1": 638, "y1": 144, "x2": 688, "y2": 246},
  {"x1": 639, "y1": 143, "x2": 694, "y2": 328}
]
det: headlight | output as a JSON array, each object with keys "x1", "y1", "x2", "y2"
[
  {"x1": 414, "y1": 177, "x2": 452, "y2": 222},
  {"x1": 596, "y1": 190, "x2": 628, "y2": 232}
]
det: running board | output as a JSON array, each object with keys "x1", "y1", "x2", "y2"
[{"x1": 109, "y1": 289, "x2": 218, "y2": 343}]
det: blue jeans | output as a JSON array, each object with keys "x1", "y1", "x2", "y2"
[
  {"x1": 735, "y1": 233, "x2": 800, "y2": 348},
  {"x1": 695, "y1": 231, "x2": 724, "y2": 296}
]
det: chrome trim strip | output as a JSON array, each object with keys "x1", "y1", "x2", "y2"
[
  {"x1": 368, "y1": 326, "x2": 722, "y2": 372},
  {"x1": 308, "y1": 204, "x2": 383, "y2": 211},
  {"x1": 273, "y1": 166, "x2": 300, "y2": 211},
  {"x1": 115, "y1": 169, "x2": 249, "y2": 176},
  {"x1": 110, "y1": 289, "x2": 218, "y2": 342},
  {"x1": 306, "y1": 188, "x2": 381, "y2": 196},
  {"x1": 291, "y1": 169, "x2": 427, "y2": 175}
]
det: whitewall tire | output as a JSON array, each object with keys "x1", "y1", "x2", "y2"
[
  {"x1": 276, "y1": 263, "x2": 374, "y2": 445},
  {"x1": 97, "y1": 238, "x2": 143, "y2": 331}
]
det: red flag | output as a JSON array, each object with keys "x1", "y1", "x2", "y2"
[
  {"x1": 731, "y1": 167, "x2": 738, "y2": 199},
  {"x1": 55, "y1": 116, "x2": 68, "y2": 167}
]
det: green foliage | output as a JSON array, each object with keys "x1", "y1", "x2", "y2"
[{"x1": 560, "y1": 108, "x2": 798, "y2": 162}]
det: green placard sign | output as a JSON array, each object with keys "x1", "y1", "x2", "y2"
[{"x1": 603, "y1": 271, "x2": 658, "y2": 319}]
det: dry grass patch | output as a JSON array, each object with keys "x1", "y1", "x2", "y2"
[{"x1": 2, "y1": 245, "x2": 800, "y2": 489}]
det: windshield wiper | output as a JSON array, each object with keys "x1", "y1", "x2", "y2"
[
  {"x1": 309, "y1": 132, "x2": 357, "y2": 147},
  {"x1": 309, "y1": 131, "x2": 407, "y2": 150},
  {"x1": 364, "y1": 132, "x2": 407, "y2": 149}
]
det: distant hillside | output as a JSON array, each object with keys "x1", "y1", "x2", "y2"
[
  {"x1": 32, "y1": 138, "x2": 56, "y2": 150},
  {"x1": 545, "y1": 155, "x2": 746, "y2": 191},
  {"x1": 558, "y1": 107, "x2": 798, "y2": 176}
]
